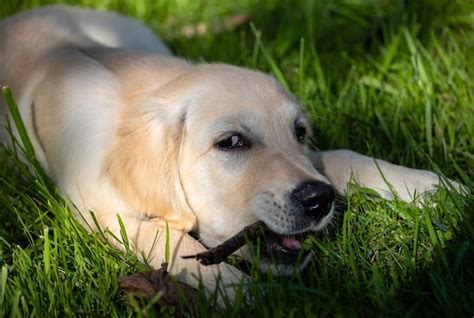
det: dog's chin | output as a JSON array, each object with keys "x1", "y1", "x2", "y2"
[
  {"x1": 238, "y1": 230, "x2": 314, "y2": 276},
  {"x1": 258, "y1": 252, "x2": 313, "y2": 275},
  {"x1": 259, "y1": 230, "x2": 313, "y2": 274},
  {"x1": 249, "y1": 202, "x2": 337, "y2": 274},
  {"x1": 246, "y1": 202, "x2": 336, "y2": 274}
]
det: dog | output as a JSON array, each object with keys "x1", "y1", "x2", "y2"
[{"x1": 0, "y1": 5, "x2": 461, "y2": 301}]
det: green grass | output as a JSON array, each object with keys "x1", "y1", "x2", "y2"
[{"x1": 1, "y1": 0, "x2": 473, "y2": 316}]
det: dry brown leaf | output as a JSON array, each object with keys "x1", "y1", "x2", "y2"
[
  {"x1": 118, "y1": 263, "x2": 198, "y2": 315},
  {"x1": 180, "y1": 13, "x2": 250, "y2": 38}
]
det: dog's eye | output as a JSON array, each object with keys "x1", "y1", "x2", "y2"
[
  {"x1": 216, "y1": 134, "x2": 249, "y2": 150},
  {"x1": 295, "y1": 126, "x2": 306, "y2": 144}
]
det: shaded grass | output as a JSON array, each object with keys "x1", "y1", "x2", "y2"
[{"x1": 0, "y1": 0, "x2": 473, "y2": 317}]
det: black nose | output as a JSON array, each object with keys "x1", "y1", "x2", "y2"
[{"x1": 291, "y1": 181, "x2": 335, "y2": 219}]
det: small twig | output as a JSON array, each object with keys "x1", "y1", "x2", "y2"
[{"x1": 182, "y1": 221, "x2": 268, "y2": 265}]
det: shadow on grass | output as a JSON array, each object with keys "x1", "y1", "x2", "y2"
[
  {"x1": 394, "y1": 195, "x2": 474, "y2": 315},
  {"x1": 164, "y1": 0, "x2": 470, "y2": 72}
]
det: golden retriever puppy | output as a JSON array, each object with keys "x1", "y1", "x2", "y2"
[{"x1": 0, "y1": 5, "x2": 460, "y2": 300}]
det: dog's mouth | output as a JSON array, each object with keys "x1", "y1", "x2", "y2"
[
  {"x1": 183, "y1": 221, "x2": 312, "y2": 267},
  {"x1": 257, "y1": 230, "x2": 311, "y2": 263}
]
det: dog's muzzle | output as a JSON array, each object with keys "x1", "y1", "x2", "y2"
[{"x1": 258, "y1": 180, "x2": 335, "y2": 264}]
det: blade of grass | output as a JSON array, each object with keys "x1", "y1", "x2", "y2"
[
  {"x1": 2, "y1": 86, "x2": 53, "y2": 189},
  {"x1": 0, "y1": 265, "x2": 7, "y2": 308},
  {"x1": 43, "y1": 227, "x2": 51, "y2": 278},
  {"x1": 165, "y1": 221, "x2": 170, "y2": 263},
  {"x1": 2, "y1": 87, "x2": 35, "y2": 159},
  {"x1": 249, "y1": 23, "x2": 289, "y2": 90}
]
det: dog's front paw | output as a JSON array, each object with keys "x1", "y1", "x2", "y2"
[{"x1": 399, "y1": 169, "x2": 467, "y2": 203}]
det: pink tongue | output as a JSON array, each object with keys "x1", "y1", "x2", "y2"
[{"x1": 281, "y1": 236, "x2": 301, "y2": 250}]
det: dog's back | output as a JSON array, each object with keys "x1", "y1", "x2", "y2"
[{"x1": 0, "y1": 5, "x2": 169, "y2": 95}]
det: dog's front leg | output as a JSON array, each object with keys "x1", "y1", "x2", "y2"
[
  {"x1": 309, "y1": 149, "x2": 460, "y2": 202},
  {"x1": 95, "y1": 213, "x2": 246, "y2": 301}
]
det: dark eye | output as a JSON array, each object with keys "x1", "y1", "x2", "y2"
[
  {"x1": 295, "y1": 126, "x2": 306, "y2": 144},
  {"x1": 216, "y1": 134, "x2": 249, "y2": 150}
]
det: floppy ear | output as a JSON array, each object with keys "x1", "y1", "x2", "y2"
[{"x1": 102, "y1": 89, "x2": 196, "y2": 231}]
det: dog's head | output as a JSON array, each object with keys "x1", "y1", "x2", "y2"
[{"x1": 106, "y1": 63, "x2": 336, "y2": 273}]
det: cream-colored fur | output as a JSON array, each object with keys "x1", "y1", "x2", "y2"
[{"x1": 0, "y1": 5, "x2": 462, "y2": 301}]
